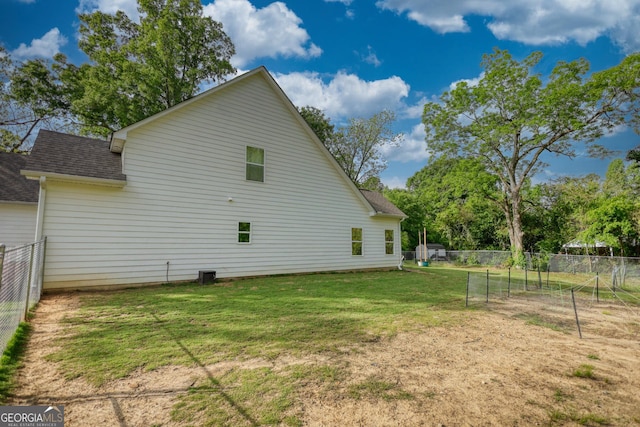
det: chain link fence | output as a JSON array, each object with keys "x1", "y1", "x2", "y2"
[
  {"x1": 402, "y1": 249, "x2": 640, "y2": 338},
  {"x1": 0, "y1": 238, "x2": 46, "y2": 353},
  {"x1": 405, "y1": 250, "x2": 640, "y2": 287}
]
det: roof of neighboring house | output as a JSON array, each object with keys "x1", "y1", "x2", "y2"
[
  {"x1": 360, "y1": 189, "x2": 406, "y2": 218},
  {"x1": 22, "y1": 130, "x2": 126, "y2": 183},
  {"x1": 0, "y1": 151, "x2": 39, "y2": 203}
]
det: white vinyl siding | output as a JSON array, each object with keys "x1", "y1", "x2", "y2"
[
  {"x1": 0, "y1": 204, "x2": 37, "y2": 248},
  {"x1": 37, "y1": 72, "x2": 402, "y2": 289}
]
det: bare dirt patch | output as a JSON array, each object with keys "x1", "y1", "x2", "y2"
[{"x1": 9, "y1": 293, "x2": 640, "y2": 426}]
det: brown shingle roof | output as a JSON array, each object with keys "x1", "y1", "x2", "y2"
[
  {"x1": 24, "y1": 130, "x2": 125, "y2": 182},
  {"x1": 359, "y1": 189, "x2": 406, "y2": 217},
  {"x1": 0, "y1": 151, "x2": 39, "y2": 203}
]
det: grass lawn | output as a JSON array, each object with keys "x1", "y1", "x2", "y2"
[
  {"x1": 18, "y1": 266, "x2": 640, "y2": 426},
  {"x1": 50, "y1": 269, "x2": 469, "y2": 384},
  {"x1": 47, "y1": 268, "x2": 469, "y2": 425}
]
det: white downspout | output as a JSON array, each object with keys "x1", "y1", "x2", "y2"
[{"x1": 34, "y1": 176, "x2": 46, "y2": 241}]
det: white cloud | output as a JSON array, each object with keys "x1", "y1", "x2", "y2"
[
  {"x1": 11, "y1": 28, "x2": 67, "y2": 59},
  {"x1": 449, "y1": 72, "x2": 484, "y2": 91},
  {"x1": 381, "y1": 176, "x2": 408, "y2": 189},
  {"x1": 376, "y1": 0, "x2": 640, "y2": 52},
  {"x1": 272, "y1": 70, "x2": 410, "y2": 119},
  {"x1": 362, "y1": 46, "x2": 382, "y2": 67},
  {"x1": 203, "y1": 0, "x2": 322, "y2": 67},
  {"x1": 76, "y1": 0, "x2": 140, "y2": 20},
  {"x1": 380, "y1": 123, "x2": 429, "y2": 163}
]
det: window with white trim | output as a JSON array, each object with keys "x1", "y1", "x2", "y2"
[
  {"x1": 385, "y1": 230, "x2": 394, "y2": 255},
  {"x1": 246, "y1": 146, "x2": 264, "y2": 182},
  {"x1": 352, "y1": 228, "x2": 363, "y2": 256},
  {"x1": 238, "y1": 222, "x2": 251, "y2": 243}
]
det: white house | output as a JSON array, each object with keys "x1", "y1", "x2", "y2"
[
  {"x1": 0, "y1": 152, "x2": 39, "y2": 248},
  {"x1": 21, "y1": 67, "x2": 406, "y2": 290}
]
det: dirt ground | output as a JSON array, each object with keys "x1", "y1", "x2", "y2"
[{"x1": 8, "y1": 292, "x2": 640, "y2": 426}]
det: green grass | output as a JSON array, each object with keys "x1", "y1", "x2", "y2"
[
  {"x1": 514, "y1": 313, "x2": 568, "y2": 332},
  {"x1": 548, "y1": 408, "x2": 610, "y2": 426},
  {"x1": 45, "y1": 269, "x2": 470, "y2": 424},
  {"x1": 0, "y1": 322, "x2": 31, "y2": 403},
  {"x1": 572, "y1": 364, "x2": 596, "y2": 379},
  {"x1": 48, "y1": 270, "x2": 469, "y2": 386},
  {"x1": 347, "y1": 376, "x2": 413, "y2": 401},
  {"x1": 171, "y1": 367, "x2": 300, "y2": 426}
]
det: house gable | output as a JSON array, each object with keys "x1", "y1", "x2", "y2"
[
  {"x1": 26, "y1": 66, "x2": 406, "y2": 289},
  {"x1": 111, "y1": 66, "x2": 398, "y2": 219}
]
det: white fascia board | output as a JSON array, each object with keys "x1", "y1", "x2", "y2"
[{"x1": 21, "y1": 170, "x2": 127, "y2": 188}]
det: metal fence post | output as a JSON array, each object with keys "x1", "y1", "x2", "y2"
[
  {"x1": 465, "y1": 272, "x2": 470, "y2": 307},
  {"x1": 23, "y1": 243, "x2": 35, "y2": 321},
  {"x1": 0, "y1": 244, "x2": 5, "y2": 291},
  {"x1": 486, "y1": 269, "x2": 489, "y2": 303}
]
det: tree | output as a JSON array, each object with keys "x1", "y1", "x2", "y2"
[
  {"x1": 330, "y1": 110, "x2": 401, "y2": 187},
  {"x1": 583, "y1": 196, "x2": 639, "y2": 256},
  {"x1": 383, "y1": 188, "x2": 427, "y2": 250},
  {"x1": 407, "y1": 157, "x2": 505, "y2": 250},
  {"x1": 422, "y1": 49, "x2": 640, "y2": 258},
  {"x1": 298, "y1": 106, "x2": 335, "y2": 146},
  {"x1": 532, "y1": 174, "x2": 601, "y2": 253},
  {"x1": 299, "y1": 107, "x2": 401, "y2": 188},
  {"x1": 1, "y1": 48, "x2": 75, "y2": 152},
  {"x1": 70, "y1": 0, "x2": 235, "y2": 135}
]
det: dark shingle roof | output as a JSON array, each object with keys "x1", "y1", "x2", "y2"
[
  {"x1": 359, "y1": 189, "x2": 406, "y2": 217},
  {"x1": 24, "y1": 130, "x2": 125, "y2": 182},
  {"x1": 0, "y1": 152, "x2": 39, "y2": 203}
]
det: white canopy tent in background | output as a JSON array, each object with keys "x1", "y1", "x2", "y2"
[{"x1": 562, "y1": 239, "x2": 613, "y2": 256}]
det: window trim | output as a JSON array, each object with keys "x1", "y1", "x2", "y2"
[
  {"x1": 238, "y1": 221, "x2": 252, "y2": 244},
  {"x1": 385, "y1": 229, "x2": 394, "y2": 255},
  {"x1": 351, "y1": 227, "x2": 363, "y2": 256},
  {"x1": 245, "y1": 146, "x2": 265, "y2": 182}
]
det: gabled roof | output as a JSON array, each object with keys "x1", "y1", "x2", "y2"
[
  {"x1": 22, "y1": 130, "x2": 126, "y2": 186},
  {"x1": 360, "y1": 189, "x2": 406, "y2": 218},
  {"x1": 110, "y1": 65, "x2": 404, "y2": 218},
  {"x1": 0, "y1": 151, "x2": 39, "y2": 203}
]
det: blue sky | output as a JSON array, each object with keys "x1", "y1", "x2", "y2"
[{"x1": 1, "y1": 0, "x2": 639, "y2": 188}]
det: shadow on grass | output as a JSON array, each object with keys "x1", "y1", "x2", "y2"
[{"x1": 150, "y1": 313, "x2": 259, "y2": 426}]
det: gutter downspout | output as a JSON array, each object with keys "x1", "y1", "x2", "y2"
[{"x1": 34, "y1": 176, "x2": 46, "y2": 241}]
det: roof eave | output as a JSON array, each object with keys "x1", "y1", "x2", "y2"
[
  {"x1": 369, "y1": 212, "x2": 407, "y2": 219},
  {"x1": 21, "y1": 170, "x2": 127, "y2": 188}
]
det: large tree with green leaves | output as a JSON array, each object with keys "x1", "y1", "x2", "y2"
[
  {"x1": 299, "y1": 107, "x2": 401, "y2": 189},
  {"x1": 407, "y1": 157, "x2": 505, "y2": 250},
  {"x1": 422, "y1": 49, "x2": 640, "y2": 258},
  {"x1": 333, "y1": 110, "x2": 401, "y2": 187},
  {"x1": 0, "y1": 48, "x2": 75, "y2": 151},
  {"x1": 71, "y1": 0, "x2": 235, "y2": 135}
]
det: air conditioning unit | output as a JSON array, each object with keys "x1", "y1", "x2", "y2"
[{"x1": 198, "y1": 270, "x2": 216, "y2": 285}]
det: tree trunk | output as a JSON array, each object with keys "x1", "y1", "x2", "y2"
[{"x1": 507, "y1": 189, "x2": 525, "y2": 261}]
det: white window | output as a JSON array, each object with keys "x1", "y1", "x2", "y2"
[
  {"x1": 246, "y1": 146, "x2": 264, "y2": 182},
  {"x1": 238, "y1": 222, "x2": 251, "y2": 243},
  {"x1": 352, "y1": 228, "x2": 363, "y2": 256},
  {"x1": 385, "y1": 230, "x2": 394, "y2": 255}
]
